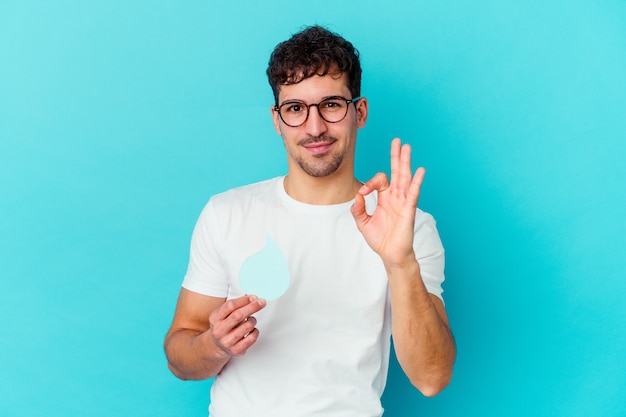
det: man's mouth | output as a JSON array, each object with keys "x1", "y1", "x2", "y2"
[{"x1": 300, "y1": 137, "x2": 336, "y2": 155}]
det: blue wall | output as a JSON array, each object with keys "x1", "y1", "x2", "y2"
[{"x1": 1, "y1": 1, "x2": 624, "y2": 416}]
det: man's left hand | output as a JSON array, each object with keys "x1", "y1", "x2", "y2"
[{"x1": 350, "y1": 138, "x2": 425, "y2": 267}]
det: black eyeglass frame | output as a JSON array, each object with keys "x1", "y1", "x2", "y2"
[{"x1": 274, "y1": 96, "x2": 361, "y2": 127}]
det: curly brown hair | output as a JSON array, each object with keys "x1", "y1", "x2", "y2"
[{"x1": 267, "y1": 25, "x2": 362, "y2": 104}]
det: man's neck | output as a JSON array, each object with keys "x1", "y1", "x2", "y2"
[{"x1": 283, "y1": 172, "x2": 362, "y2": 205}]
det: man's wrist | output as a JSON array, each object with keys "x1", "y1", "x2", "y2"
[
  {"x1": 199, "y1": 329, "x2": 232, "y2": 362},
  {"x1": 382, "y1": 251, "x2": 419, "y2": 274}
]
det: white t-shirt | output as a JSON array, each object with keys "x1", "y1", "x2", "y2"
[{"x1": 182, "y1": 176, "x2": 445, "y2": 417}]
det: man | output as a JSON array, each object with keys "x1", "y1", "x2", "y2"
[{"x1": 164, "y1": 25, "x2": 455, "y2": 416}]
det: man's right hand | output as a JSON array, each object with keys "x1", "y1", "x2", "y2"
[
  {"x1": 164, "y1": 290, "x2": 266, "y2": 380},
  {"x1": 208, "y1": 295, "x2": 267, "y2": 357}
]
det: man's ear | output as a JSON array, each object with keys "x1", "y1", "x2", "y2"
[
  {"x1": 270, "y1": 105, "x2": 282, "y2": 135},
  {"x1": 356, "y1": 97, "x2": 369, "y2": 128}
]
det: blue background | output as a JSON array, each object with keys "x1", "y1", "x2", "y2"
[{"x1": 1, "y1": 1, "x2": 625, "y2": 416}]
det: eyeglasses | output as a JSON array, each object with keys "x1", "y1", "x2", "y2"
[{"x1": 274, "y1": 96, "x2": 360, "y2": 127}]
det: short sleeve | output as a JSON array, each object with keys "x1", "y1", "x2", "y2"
[
  {"x1": 413, "y1": 210, "x2": 446, "y2": 303},
  {"x1": 181, "y1": 200, "x2": 230, "y2": 297}
]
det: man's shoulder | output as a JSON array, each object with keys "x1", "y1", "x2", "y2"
[{"x1": 209, "y1": 176, "x2": 283, "y2": 207}]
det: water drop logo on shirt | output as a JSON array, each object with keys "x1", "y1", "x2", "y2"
[{"x1": 238, "y1": 234, "x2": 291, "y2": 301}]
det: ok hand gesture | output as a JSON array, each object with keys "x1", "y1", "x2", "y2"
[{"x1": 351, "y1": 138, "x2": 425, "y2": 267}]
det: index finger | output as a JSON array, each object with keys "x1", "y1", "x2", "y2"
[
  {"x1": 358, "y1": 172, "x2": 389, "y2": 195},
  {"x1": 212, "y1": 295, "x2": 266, "y2": 323}
]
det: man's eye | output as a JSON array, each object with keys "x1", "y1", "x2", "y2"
[
  {"x1": 321, "y1": 100, "x2": 343, "y2": 110},
  {"x1": 285, "y1": 104, "x2": 304, "y2": 113}
]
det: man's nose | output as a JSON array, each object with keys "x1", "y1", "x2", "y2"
[{"x1": 303, "y1": 105, "x2": 328, "y2": 137}]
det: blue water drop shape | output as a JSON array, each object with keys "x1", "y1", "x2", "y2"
[{"x1": 238, "y1": 234, "x2": 290, "y2": 301}]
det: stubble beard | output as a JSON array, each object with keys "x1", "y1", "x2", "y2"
[
  {"x1": 295, "y1": 152, "x2": 344, "y2": 177},
  {"x1": 293, "y1": 135, "x2": 346, "y2": 178}
]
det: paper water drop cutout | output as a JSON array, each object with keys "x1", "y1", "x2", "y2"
[{"x1": 238, "y1": 234, "x2": 290, "y2": 301}]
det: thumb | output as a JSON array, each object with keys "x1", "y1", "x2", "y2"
[{"x1": 350, "y1": 193, "x2": 369, "y2": 230}]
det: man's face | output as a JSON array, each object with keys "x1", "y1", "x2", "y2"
[{"x1": 271, "y1": 73, "x2": 368, "y2": 178}]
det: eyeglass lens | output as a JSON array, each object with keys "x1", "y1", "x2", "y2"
[{"x1": 278, "y1": 97, "x2": 353, "y2": 127}]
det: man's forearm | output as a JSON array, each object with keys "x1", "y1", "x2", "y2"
[
  {"x1": 386, "y1": 258, "x2": 456, "y2": 396},
  {"x1": 164, "y1": 329, "x2": 231, "y2": 380}
]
